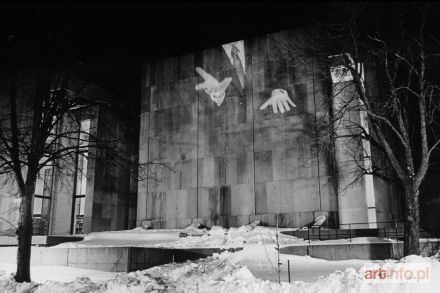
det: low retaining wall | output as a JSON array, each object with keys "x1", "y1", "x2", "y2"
[
  {"x1": 0, "y1": 235, "x2": 83, "y2": 247},
  {"x1": 285, "y1": 227, "x2": 404, "y2": 241},
  {"x1": 0, "y1": 247, "x2": 69, "y2": 266},
  {"x1": 280, "y1": 240, "x2": 440, "y2": 260},
  {"x1": 0, "y1": 246, "x2": 241, "y2": 272},
  {"x1": 1, "y1": 241, "x2": 437, "y2": 271}
]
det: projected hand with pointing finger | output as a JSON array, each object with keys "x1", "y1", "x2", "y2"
[
  {"x1": 195, "y1": 67, "x2": 232, "y2": 106},
  {"x1": 260, "y1": 89, "x2": 296, "y2": 114}
]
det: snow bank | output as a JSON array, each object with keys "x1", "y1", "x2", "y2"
[
  {"x1": 153, "y1": 225, "x2": 305, "y2": 249},
  {"x1": 56, "y1": 228, "x2": 181, "y2": 248},
  {"x1": 17, "y1": 225, "x2": 438, "y2": 292},
  {"x1": 56, "y1": 224, "x2": 406, "y2": 249},
  {"x1": 0, "y1": 263, "x2": 116, "y2": 283},
  {"x1": 1, "y1": 253, "x2": 439, "y2": 293}
]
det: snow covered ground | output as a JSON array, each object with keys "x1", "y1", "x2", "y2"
[
  {"x1": 1, "y1": 251, "x2": 439, "y2": 292},
  {"x1": 55, "y1": 227, "x2": 181, "y2": 248},
  {"x1": 2, "y1": 224, "x2": 439, "y2": 292},
  {"x1": 56, "y1": 224, "x2": 398, "y2": 249},
  {"x1": 230, "y1": 244, "x2": 383, "y2": 282},
  {"x1": 0, "y1": 264, "x2": 116, "y2": 283},
  {"x1": 151, "y1": 225, "x2": 306, "y2": 249},
  {"x1": 56, "y1": 224, "x2": 405, "y2": 250},
  {"x1": 56, "y1": 224, "x2": 304, "y2": 248}
]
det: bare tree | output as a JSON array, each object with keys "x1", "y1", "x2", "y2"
[
  {"x1": 330, "y1": 2, "x2": 440, "y2": 256},
  {"x1": 273, "y1": 2, "x2": 440, "y2": 255},
  {"x1": 0, "y1": 69, "x2": 163, "y2": 282}
]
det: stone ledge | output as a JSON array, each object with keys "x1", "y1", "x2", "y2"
[
  {"x1": 0, "y1": 246, "x2": 243, "y2": 272},
  {"x1": 0, "y1": 235, "x2": 84, "y2": 247},
  {"x1": 280, "y1": 239, "x2": 440, "y2": 260}
]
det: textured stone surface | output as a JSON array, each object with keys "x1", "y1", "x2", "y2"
[{"x1": 135, "y1": 28, "x2": 389, "y2": 229}]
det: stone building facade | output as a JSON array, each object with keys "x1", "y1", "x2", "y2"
[
  {"x1": 136, "y1": 28, "x2": 401, "y2": 229},
  {"x1": 0, "y1": 28, "x2": 407, "y2": 236},
  {"x1": 0, "y1": 74, "x2": 137, "y2": 235}
]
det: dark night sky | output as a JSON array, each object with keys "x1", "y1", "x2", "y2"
[{"x1": 0, "y1": 1, "x2": 327, "y2": 100}]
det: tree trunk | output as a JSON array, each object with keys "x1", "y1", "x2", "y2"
[
  {"x1": 403, "y1": 182, "x2": 420, "y2": 256},
  {"x1": 14, "y1": 183, "x2": 35, "y2": 282}
]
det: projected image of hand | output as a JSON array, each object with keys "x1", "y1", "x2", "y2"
[
  {"x1": 195, "y1": 67, "x2": 232, "y2": 106},
  {"x1": 259, "y1": 89, "x2": 296, "y2": 114}
]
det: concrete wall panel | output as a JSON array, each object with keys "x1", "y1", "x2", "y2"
[{"x1": 135, "y1": 28, "x2": 378, "y2": 228}]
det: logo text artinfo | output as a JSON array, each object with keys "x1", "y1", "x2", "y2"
[{"x1": 362, "y1": 263, "x2": 431, "y2": 283}]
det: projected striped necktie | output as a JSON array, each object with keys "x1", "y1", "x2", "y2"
[{"x1": 231, "y1": 44, "x2": 245, "y2": 89}]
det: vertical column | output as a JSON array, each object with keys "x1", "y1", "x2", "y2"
[
  {"x1": 50, "y1": 113, "x2": 76, "y2": 234},
  {"x1": 330, "y1": 56, "x2": 377, "y2": 228},
  {"x1": 136, "y1": 62, "x2": 151, "y2": 226}
]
